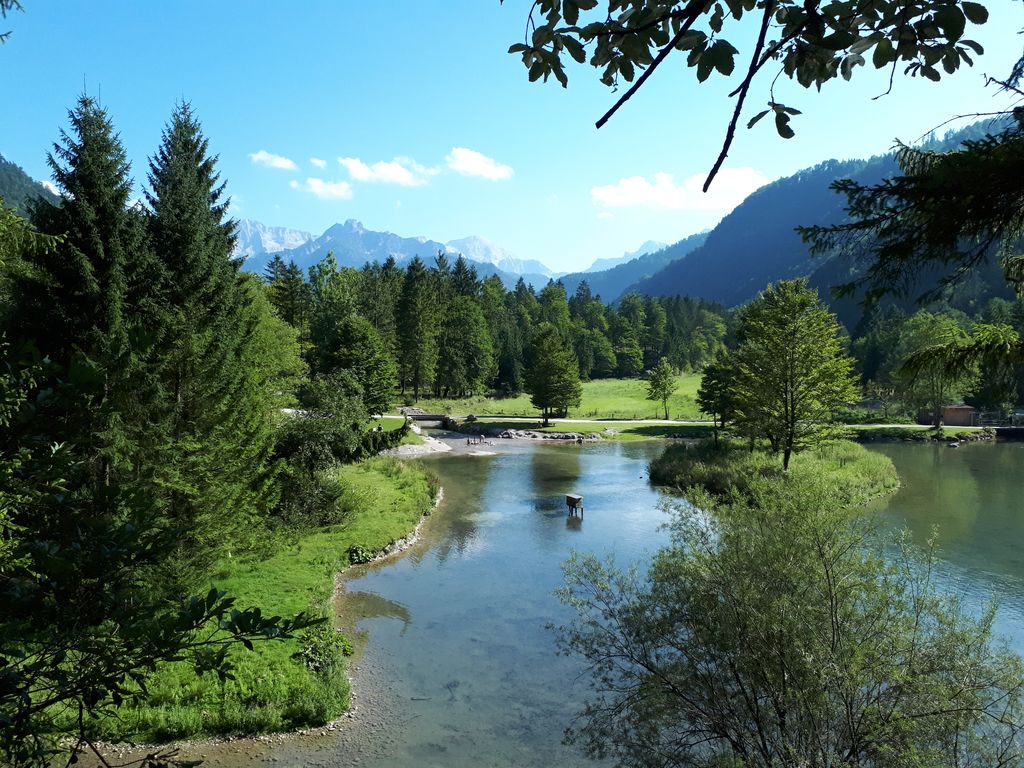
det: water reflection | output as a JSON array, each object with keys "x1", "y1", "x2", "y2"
[{"x1": 871, "y1": 443, "x2": 1024, "y2": 578}]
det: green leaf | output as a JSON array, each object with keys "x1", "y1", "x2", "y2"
[
  {"x1": 920, "y1": 64, "x2": 941, "y2": 81},
  {"x1": 564, "y1": 0, "x2": 580, "y2": 26},
  {"x1": 934, "y1": 5, "x2": 966, "y2": 41},
  {"x1": 872, "y1": 38, "x2": 895, "y2": 68},
  {"x1": 961, "y1": 1, "x2": 989, "y2": 24},
  {"x1": 563, "y1": 36, "x2": 587, "y2": 64},
  {"x1": 775, "y1": 112, "x2": 795, "y2": 139},
  {"x1": 709, "y1": 39, "x2": 739, "y2": 76},
  {"x1": 747, "y1": 109, "x2": 770, "y2": 128}
]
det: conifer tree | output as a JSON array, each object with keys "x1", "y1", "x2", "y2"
[
  {"x1": 451, "y1": 254, "x2": 480, "y2": 297},
  {"x1": 15, "y1": 96, "x2": 155, "y2": 488},
  {"x1": 527, "y1": 324, "x2": 582, "y2": 425},
  {"x1": 145, "y1": 103, "x2": 293, "y2": 586},
  {"x1": 397, "y1": 256, "x2": 440, "y2": 399},
  {"x1": 318, "y1": 314, "x2": 396, "y2": 414},
  {"x1": 436, "y1": 297, "x2": 494, "y2": 397}
]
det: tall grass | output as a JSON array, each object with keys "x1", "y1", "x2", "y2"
[{"x1": 650, "y1": 439, "x2": 899, "y2": 507}]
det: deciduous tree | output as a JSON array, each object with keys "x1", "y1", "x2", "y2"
[
  {"x1": 646, "y1": 357, "x2": 679, "y2": 419},
  {"x1": 556, "y1": 474, "x2": 1024, "y2": 768},
  {"x1": 731, "y1": 279, "x2": 858, "y2": 468}
]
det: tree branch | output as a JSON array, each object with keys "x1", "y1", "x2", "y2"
[
  {"x1": 595, "y1": 0, "x2": 706, "y2": 130},
  {"x1": 704, "y1": 2, "x2": 775, "y2": 191}
]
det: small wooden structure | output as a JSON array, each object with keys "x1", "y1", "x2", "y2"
[{"x1": 566, "y1": 494, "x2": 584, "y2": 518}]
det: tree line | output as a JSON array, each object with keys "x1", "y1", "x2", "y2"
[{"x1": 262, "y1": 250, "x2": 731, "y2": 406}]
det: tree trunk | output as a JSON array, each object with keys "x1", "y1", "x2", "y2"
[{"x1": 783, "y1": 446, "x2": 792, "y2": 471}]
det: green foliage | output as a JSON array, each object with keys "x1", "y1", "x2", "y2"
[
  {"x1": 645, "y1": 357, "x2": 679, "y2": 419},
  {"x1": 397, "y1": 256, "x2": 440, "y2": 399},
  {"x1": 526, "y1": 323, "x2": 583, "y2": 425},
  {"x1": 68, "y1": 456, "x2": 435, "y2": 744},
  {"x1": 895, "y1": 311, "x2": 977, "y2": 425},
  {"x1": 803, "y1": 113, "x2": 1024, "y2": 305},
  {"x1": 730, "y1": 279, "x2": 859, "y2": 468},
  {"x1": 695, "y1": 350, "x2": 737, "y2": 444},
  {"x1": 0, "y1": 351, "x2": 317, "y2": 766},
  {"x1": 509, "y1": 0, "x2": 989, "y2": 186},
  {"x1": 436, "y1": 296, "x2": 495, "y2": 397},
  {"x1": 316, "y1": 313, "x2": 397, "y2": 414},
  {"x1": 296, "y1": 622, "x2": 353, "y2": 675},
  {"x1": 557, "y1": 465, "x2": 1023, "y2": 768}
]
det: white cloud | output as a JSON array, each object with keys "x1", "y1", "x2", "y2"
[
  {"x1": 338, "y1": 156, "x2": 436, "y2": 187},
  {"x1": 596, "y1": 211, "x2": 613, "y2": 220},
  {"x1": 249, "y1": 149, "x2": 298, "y2": 171},
  {"x1": 310, "y1": 157, "x2": 327, "y2": 169},
  {"x1": 591, "y1": 167, "x2": 769, "y2": 211},
  {"x1": 40, "y1": 180, "x2": 60, "y2": 196},
  {"x1": 445, "y1": 147, "x2": 513, "y2": 181},
  {"x1": 290, "y1": 177, "x2": 353, "y2": 200}
]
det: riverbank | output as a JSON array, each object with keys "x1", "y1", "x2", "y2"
[{"x1": 75, "y1": 456, "x2": 439, "y2": 745}]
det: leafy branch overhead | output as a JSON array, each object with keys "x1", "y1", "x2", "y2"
[{"x1": 505, "y1": 0, "x2": 988, "y2": 187}]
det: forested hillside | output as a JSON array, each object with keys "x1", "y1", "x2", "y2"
[
  {"x1": 560, "y1": 231, "x2": 709, "y2": 303},
  {"x1": 626, "y1": 119, "x2": 1015, "y2": 326},
  {"x1": 0, "y1": 152, "x2": 60, "y2": 215}
]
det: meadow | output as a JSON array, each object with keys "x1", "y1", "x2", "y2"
[{"x1": 408, "y1": 374, "x2": 704, "y2": 421}]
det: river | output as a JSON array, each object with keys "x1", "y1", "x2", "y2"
[{"x1": 194, "y1": 438, "x2": 1024, "y2": 767}]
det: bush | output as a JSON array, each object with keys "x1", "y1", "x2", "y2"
[
  {"x1": 557, "y1": 472, "x2": 1024, "y2": 768},
  {"x1": 296, "y1": 622, "x2": 353, "y2": 676}
]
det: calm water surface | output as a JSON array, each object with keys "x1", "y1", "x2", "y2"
[{"x1": 245, "y1": 439, "x2": 1024, "y2": 767}]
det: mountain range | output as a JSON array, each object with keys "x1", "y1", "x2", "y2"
[{"x1": 583, "y1": 240, "x2": 668, "y2": 273}]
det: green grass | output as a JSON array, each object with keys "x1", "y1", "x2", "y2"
[
  {"x1": 468, "y1": 419, "x2": 714, "y2": 441},
  {"x1": 78, "y1": 457, "x2": 437, "y2": 743},
  {"x1": 651, "y1": 439, "x2": 900, "y2": 507},
  {"x1": 404, "y1": 375, "x2": 704, "y2": 421},
  {"x1": 374, "y1": 415, "x2": 424, "y2": 445}
]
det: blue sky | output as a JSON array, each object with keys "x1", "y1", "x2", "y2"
[{"x1": 3, "y1": 1, "x2": 1021, "y2": 272}]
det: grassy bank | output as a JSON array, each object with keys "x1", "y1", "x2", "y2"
[
  {"x1": 406, "y1": 375, "x2": 703, "y2": 420},
  {"x1": 75, "y1": 457, "x2": 437, "y2": 743},
  {"x1": 651, "y1": 439, "x2": 899, "y2": 506}
]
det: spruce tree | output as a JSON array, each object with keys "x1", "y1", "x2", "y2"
[
  {"x1": 145, "y1": 102, "x2": 288, "y2": 586},
  {"x1": 397, "y1": 256, "x2": 439, "y2": 399},
  {"x1": 15, "y1": 96, "x2": 155, "y2": 487},
  {"x1": 527, "y1": 324, "x2": 582, "y2": 426}
]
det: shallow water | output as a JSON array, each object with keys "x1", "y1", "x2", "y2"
[{"x1": 198, "y1": 439, "x2": 1024, "y2": 767}]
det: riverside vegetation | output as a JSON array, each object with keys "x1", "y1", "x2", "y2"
[
  {"x1": 0, "y1": 98, "x2": 439, "y2": 764},
  {"x1": 66, "y1": 457, "x2": 438, "y2": 742}
]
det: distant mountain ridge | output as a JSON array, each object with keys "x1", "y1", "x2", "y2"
[
  {"x1": 233, "y1": 219, "x2": 313, "y2": 259},
  {"x1": 240, "y1": 219, "x2": 557, "y2": 290},
  {"x1": 622, "y1": 118, "x2": 1015, "y2": 326},
  {"x1": 560, "y1": 231, "x2": 710, "y2": 303},
  {"x1": 584, "y1": 240, "x2": 668, "y2": 273},
  {"x1": 0, "y1": 153, "x2": 60, "y2": 216}
]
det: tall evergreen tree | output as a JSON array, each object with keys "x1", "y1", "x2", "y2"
[
  {"x1": 436, "y1": 297, "x2": 494, "y2": 397},
  {"x1": 146, "y1": 103, "x2": 293, "y2": 586},
  {"x1": 15, "y1": 95, "x2": 154, "y2": 488},
  {"x1": 397, "y1": 256, "x2": 440, "y2": 399},
  {"x1": 527, "y1": 324, "x2": 582, "y2": 426}
]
